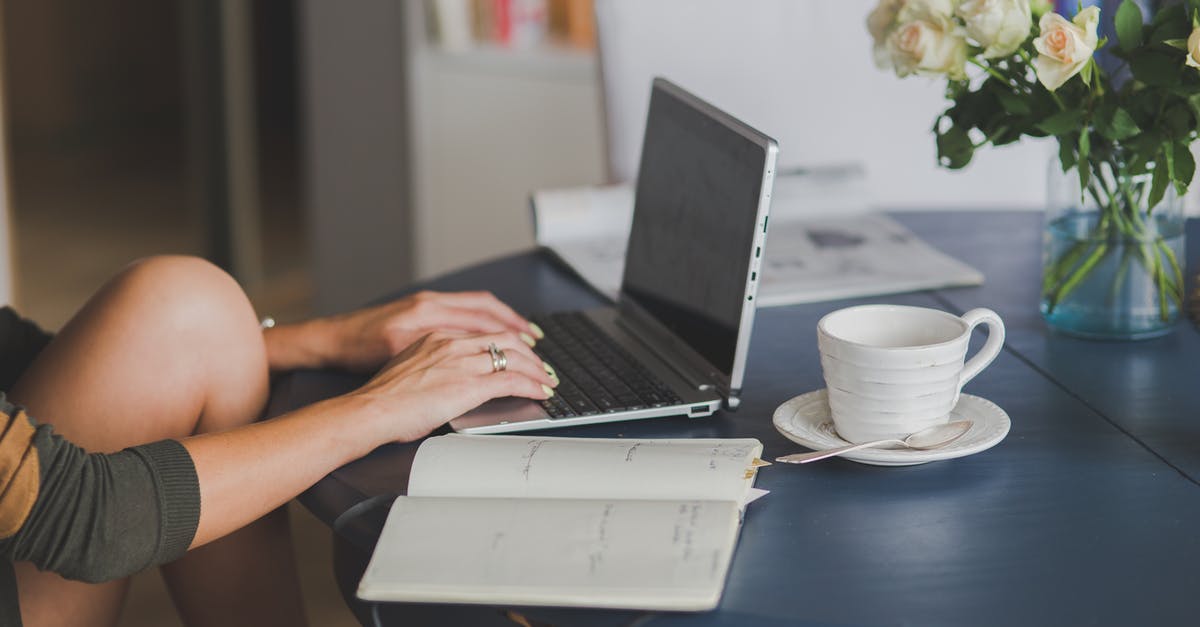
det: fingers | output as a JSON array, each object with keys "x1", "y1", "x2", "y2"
[
  {"x1": 473, "y1": 343, "x2": 556, "y2": 388},
  {"x1": 476, "y1": 370, "x2": 555, "y2": 402},
  {"x1": 434, "y1": 306, "x2": 520, "y2": 337},
  {"x1": 404, "y1": 331, "x2": 555, "y2": 389},
  {"x1": 420, "y1": 290, "x2": 539, "y2": 338}
]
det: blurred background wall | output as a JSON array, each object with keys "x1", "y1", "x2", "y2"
[{"x1": 1, "y1": 0, "x2": 305, "y2": 328}]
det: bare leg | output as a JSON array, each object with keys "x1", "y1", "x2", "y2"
[{"x1": 10, "y1": 256, "x2": 307, "y2": 627}]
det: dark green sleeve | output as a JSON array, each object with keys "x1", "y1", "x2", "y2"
[
  {"x1": 0, "y1": 307, "x2": 53, "y2": 392},
  {"x1": 0, "y1": 401, "x2": 200, "y2": 584}
]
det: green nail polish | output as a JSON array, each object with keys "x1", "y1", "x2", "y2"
[
  {"x1": 529, "y1": 322, "x2": 546, "y2": 339},
  {"x1": 541, "y1": 384, "x2": 555, "y2": 397},
  {"x1": 520, "y1": 332, "x2": 536, "y2": 347},
  {"x1": 542, "y1": 361, "x2": 556, "y2": 376}
]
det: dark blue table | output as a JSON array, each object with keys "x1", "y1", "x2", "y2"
[{"x1": 268, "y1": 211, "x2": 1200, "y2": 627}]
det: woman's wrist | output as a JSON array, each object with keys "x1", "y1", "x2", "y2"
[{"x1": 263, "y1": 317, "x2": 343, "y2": 372}]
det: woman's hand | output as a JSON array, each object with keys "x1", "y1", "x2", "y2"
[
  {"x1": 184, "y1": 330, "x2": 557, "y2": 548},
  {"x1": 351, "y1": 330, "x2": 557, "y2": 443},
  {"x1": 264, "y1": 290, "x2": 544, "y2": 373}
]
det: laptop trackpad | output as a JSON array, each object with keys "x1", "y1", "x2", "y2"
[{"x1": 451, "y1": 397, "x2": 547, "y2": 431}]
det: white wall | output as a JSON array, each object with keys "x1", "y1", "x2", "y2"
[
  {"x1": 407, "y1": 1, "x2": 607, "y2": 279},
  {"x1": 596, "y1": 0, "x2": 1053, "y2": 211}
]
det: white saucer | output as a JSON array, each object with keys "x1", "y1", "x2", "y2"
[{"x1": 772, "y1": 389, "x2": 1011, "y2": 466}]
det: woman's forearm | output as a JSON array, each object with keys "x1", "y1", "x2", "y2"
[
  {"x1": 262, "y1": 318, "x2": 339, "y2": 372},
  {"x1": 183, "y1": 392, "x2": 387, "y2": 548}
]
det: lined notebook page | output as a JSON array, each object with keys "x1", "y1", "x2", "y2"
[
  {"x1": 357, "y1": 496, "x2": 741, "y2": 610},
  {"x1": 407, "y1": 435, "x2": 762, "y2": 503}
]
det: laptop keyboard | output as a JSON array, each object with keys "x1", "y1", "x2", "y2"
[{"x1": 529, "y1": 312, "x2": 683, "y2": 419}]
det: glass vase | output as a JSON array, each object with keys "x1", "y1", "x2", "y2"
[{"x1": 1040, "y1": 158, "x2": 1186, "y2": 340}]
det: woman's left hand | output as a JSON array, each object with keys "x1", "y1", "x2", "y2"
[{"x1": 264, "y1": 290, "x2": 544, "y2": 373}]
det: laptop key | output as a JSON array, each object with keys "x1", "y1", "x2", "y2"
[{"x1": 531, "y1": 312, "x2": 683, "y2": 414}]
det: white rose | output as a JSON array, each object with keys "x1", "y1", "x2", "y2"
[
  {"x1": 1187, "y1": 26, "x2": 1200, "y2": 69},
  {"x1": 956, "y1": 0, "x2": 1032, "y2": 58},
  {"x1": 886, "y1": 15, "x2": 969, "y2": 80},
  {"x1": 1032, "y1": 7, "x2": 1100, "y2": 91},
  {"x1": 868, "y1": 0, "x2": 909, "y2": 69},
  {"x1": 1028, "y1": 0, "x2": 1054, "y2": 18},
  {"x1": 898, "y1": 0, "x2": 959, "y2": 23}
]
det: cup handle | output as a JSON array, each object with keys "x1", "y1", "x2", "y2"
[{"x1": 957, "y1": 308, "x2": 1005, "y2": 395}]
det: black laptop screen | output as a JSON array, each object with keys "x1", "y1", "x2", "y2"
[{"x1": 620, "y1": 82, "x2": 768, "y2": 375}]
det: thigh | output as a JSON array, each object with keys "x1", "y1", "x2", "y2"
[{"x1": 10, "y1": 256, "x2": 270, "y2": 627}]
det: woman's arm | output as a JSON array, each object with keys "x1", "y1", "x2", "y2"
[
  {"x1": 187, "y1": 329, "x2": 553, "y2": 548},
  {"x1": 262, "y1": 290, "x2": 544, "y2": 373},
  {"x1": 2, "y1": 329, "x2": 554, "y2": 577},
  {"x1": 1, "y1": 401, "x2": 198, "y2": 583}
]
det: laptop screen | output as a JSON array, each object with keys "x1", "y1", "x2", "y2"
[{"x1": 620, "y1": 80, "x2": 770, "y2": 376}]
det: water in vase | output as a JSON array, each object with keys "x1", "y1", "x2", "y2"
[{"x1": 1041, "y1": 212, "x2": 1185, "y2": 340}]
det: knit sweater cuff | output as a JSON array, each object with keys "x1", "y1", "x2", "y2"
[{"x1": 131, "y1": 439, "x2": 200, "y2": 562}]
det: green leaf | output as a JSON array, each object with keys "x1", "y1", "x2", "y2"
[
  {"x1": 1078, "y1": 133, "x2": 1092, "y2": 191},
  {"x1": 1164, "y1": 105, "x2": 1193, "y2": 138},
  {"x1": 1036, "y1": 109, "x2": 1085, "y2": 135},
  {"x1": 1149, "y1": 153, "x2": 1170, "y2": 211},
  {"x1": 1164, "y1": 140, "x2": 1177, "y2": 182},
  {"x1": 1126, "y1": 131, "x2": 1164, "y2": 173},
  {"x1": 1188, "y1": 93, "x2": 1200, "y2": 124},
  {"x1": 1058, "y1": 134, "x2": 1078, "y2": 172},
  {"x1": 993, "y1": 87, "x2": 1032, "y2": 115},
  {"x1": 1130, "y1": 51, "x2": 1183, "y2": 87},
  {"x1": 1150, "y1": 6, "x2": 1191, "y2": 43},
  {"x1": 1152, "y1": 3, "x2": 1186, "y2": 30},
  {"x1": 1116, "y1": 0, "x2": 1145, "y2": 52},
  {"x1": 1096, "y1": 106, "x2": 1142, "y2": 140},
  {"x1": 1173, "y1": 141, "x2": 1196, "y2": 194},
  {"x1": 936, "y1": 124, "x2": 974, "y2": 170},
  {"x1": 1164, "y1": 38, "x2": 1190, "y2": 50}
]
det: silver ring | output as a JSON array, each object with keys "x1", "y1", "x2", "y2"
[{"x1": 488, "y1": 342, "x2": 507, "y2": 373}]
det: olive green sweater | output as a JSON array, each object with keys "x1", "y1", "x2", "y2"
[{"x1": 0, "y1": 308, "x2": 200, "y2": 626}]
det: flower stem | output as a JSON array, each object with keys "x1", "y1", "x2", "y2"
[
  {"x1": 1053, "y1": 241, "x2": 1110, "y2": 308},
  {"x1": 968, "y1": 57, "x2": 1012, "y2": 84}
]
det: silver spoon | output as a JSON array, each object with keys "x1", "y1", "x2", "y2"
[{"x1": 775, "y1": 420, "x2": 973, "y2": 464}]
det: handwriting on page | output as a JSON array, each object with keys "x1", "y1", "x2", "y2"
[
  {"x1": 708, "y1": 444, "x2": 754, "y2": 470},
  {"x1": 672, "y1": 503, "x2": 702, "y2": 562},
  {"x1": 588, "y1": 503, "x2": 614, "y2": 575},
  {"x1": 521, "y1": 439, "x2": 548, "y2": 480}
]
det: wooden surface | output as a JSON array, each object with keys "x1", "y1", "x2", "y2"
[{"x1": 269, "y1": 211, "x2": 1200, "y2": 626}]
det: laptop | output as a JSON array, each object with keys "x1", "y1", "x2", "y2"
[{"x1": 450, "y1": 77, "x2": 778, "y2": 434}]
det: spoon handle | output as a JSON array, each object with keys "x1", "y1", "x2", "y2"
[{"x1": 775, "y1": 438, "x2": 903, "y2": 464}]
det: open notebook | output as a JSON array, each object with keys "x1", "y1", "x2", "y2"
[
  {"x1": 533, "y1": 168, "x2": 983, "y2": 306},
  {"x1": 357, "y1": 434, "x2": 767, "y2": 611}
]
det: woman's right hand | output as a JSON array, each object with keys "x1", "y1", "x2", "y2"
[{"x1": 349, "y1": 330, "x2": 557, "y2": 443}]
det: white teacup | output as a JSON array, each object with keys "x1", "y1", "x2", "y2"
[{"x1": 816, "y1": 305, "x2": 1005, "y2": 444}]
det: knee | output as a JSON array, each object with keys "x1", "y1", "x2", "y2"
[
  {"x1": 113, "y1": 256, "x2": 258, "y2": 334},
  {"x1": 106, "y1": 256, "x2": 269, "y2": 405}
]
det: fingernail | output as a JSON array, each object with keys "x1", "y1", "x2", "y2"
[
  {"x1": 542, "y1": 361, "x2": 556, "y2": 376},
  {"x1": 541, "y1": 384, "x2": 555, "y2": 397},
  {"x1": 520, "y1": 332, "x2": 536, "y2": 347},
  {"x1": 548, "y1": 372, "x2": 560, "y2": 386},
  {"x1": 528, "y1": 322, "x2": 545, "y2": 339}
]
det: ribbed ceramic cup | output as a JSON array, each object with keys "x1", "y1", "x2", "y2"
[{"x1": 816, "y1": 305, "x2": 1005, "y2": 444}]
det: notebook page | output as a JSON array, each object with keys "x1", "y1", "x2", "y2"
[
  {"x1": 357, "y1": 496, "x2": 741, "y2": 610},
  {"x1": 407, "y1": 434, "x2": 762, "y2": 504}
]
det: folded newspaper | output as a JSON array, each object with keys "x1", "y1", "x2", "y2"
[{"x1": 532, "y1": 169, "x2": 983, "y2": 307}]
